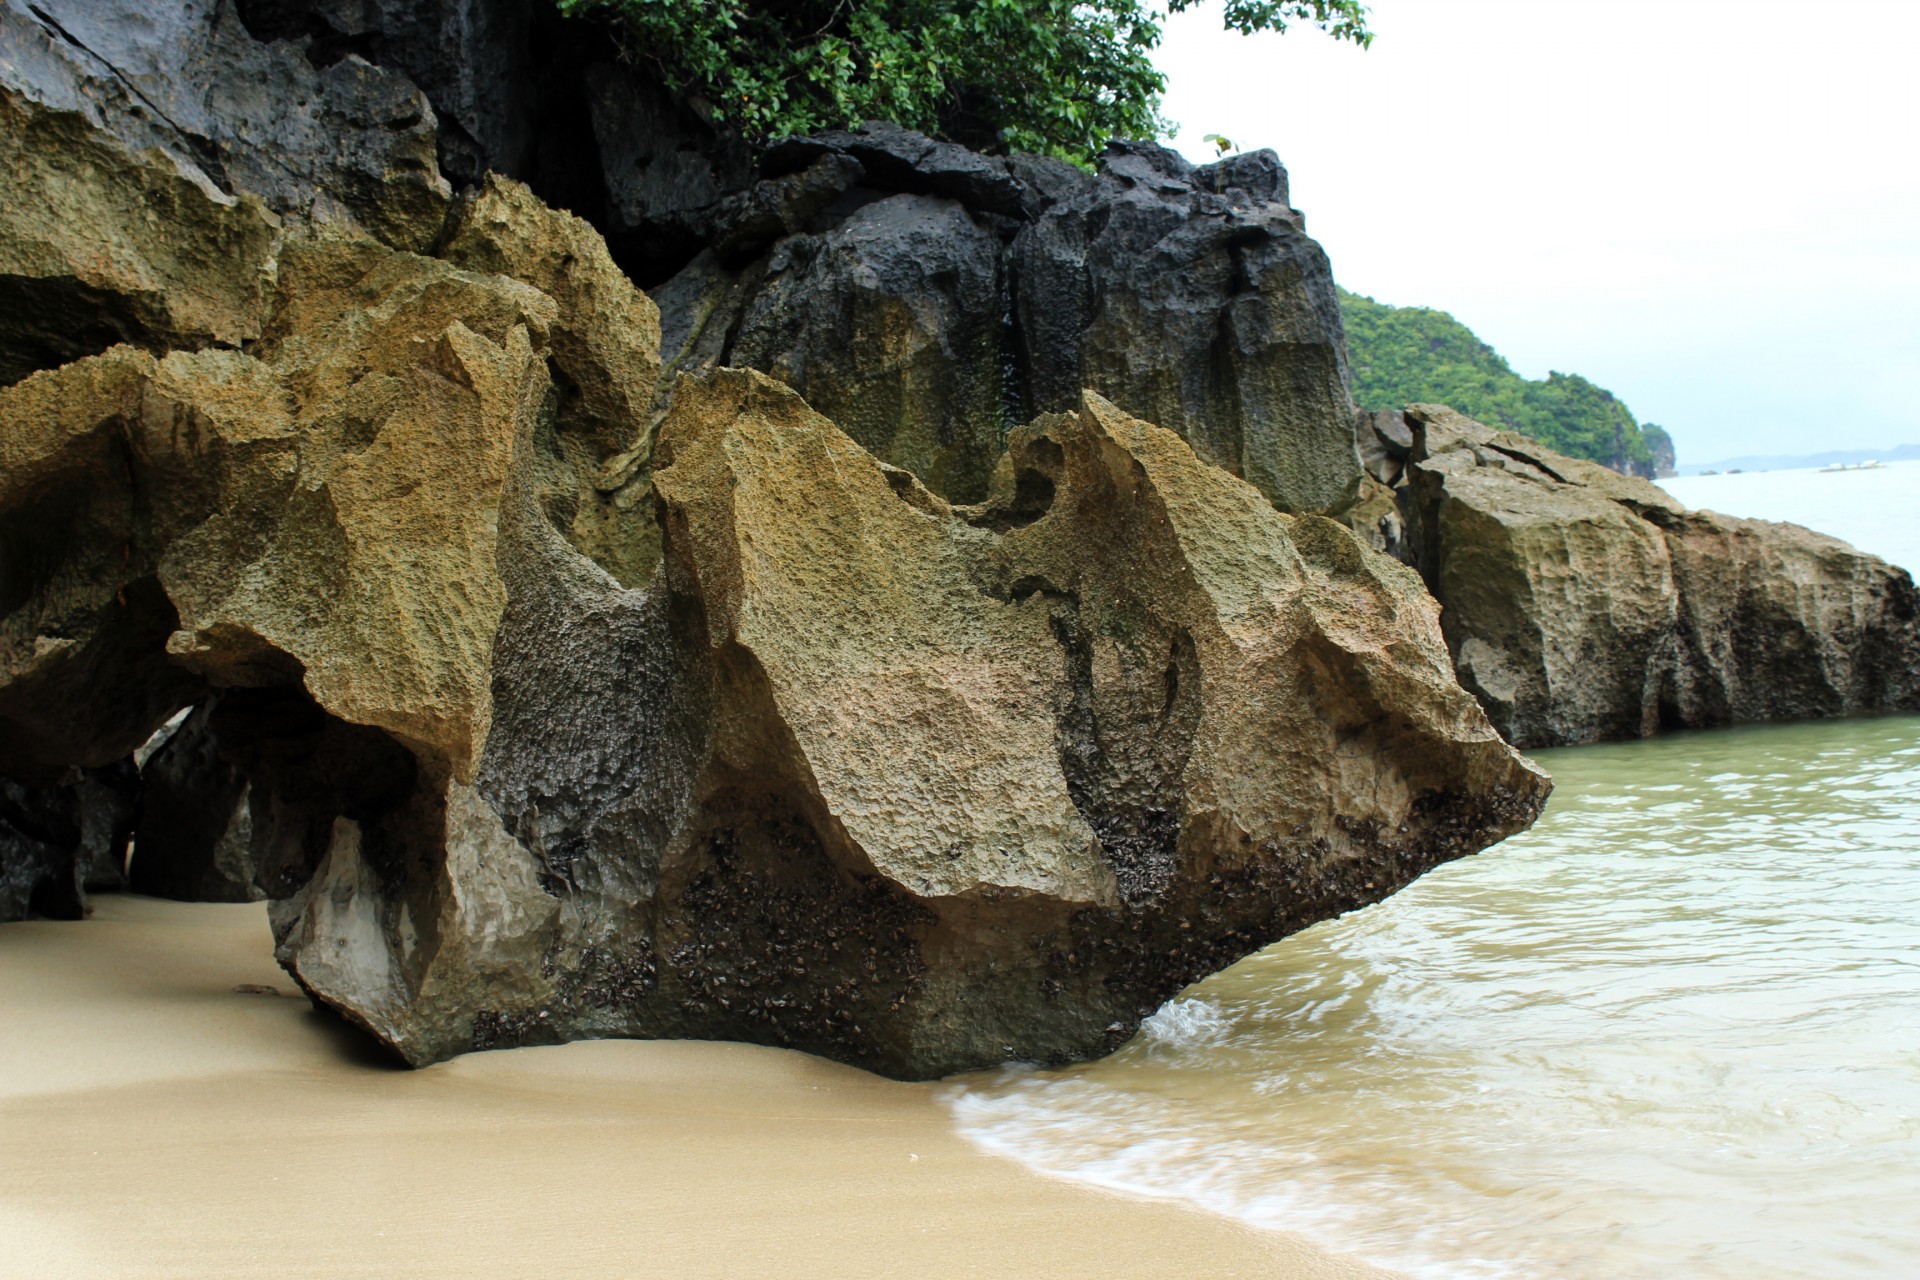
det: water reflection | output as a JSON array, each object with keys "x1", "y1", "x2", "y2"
[{"x1": 949, "y1": 716, "x2": 1920, "y2": 1278}]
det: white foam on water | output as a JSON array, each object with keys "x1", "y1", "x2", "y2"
[
  {"x1": 1138, "y1": 997, "x2": 1234, "y2": 1048},
  {"x1": 948, "y1": 1069, "x2": 1517, "y2": 1280}
]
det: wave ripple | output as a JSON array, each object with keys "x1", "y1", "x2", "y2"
[{"x1": 948, "y1": 716, "x2": 1920, "y2": 1279}]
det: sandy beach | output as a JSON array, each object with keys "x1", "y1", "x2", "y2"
[{"x1": 0, "y1": 896, "x2": 1395, "y2": 1280}]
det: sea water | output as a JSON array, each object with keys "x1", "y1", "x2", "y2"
[
  {"x1": 948, "y1": 716, "x2": 1920, "y2": 1277},
  {"x1": 1659, "y1": 459, "x2": 1920, "y2": 574}
]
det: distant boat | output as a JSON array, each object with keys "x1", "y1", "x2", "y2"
[{"x1": 1818, "y1": 460, "x2": 1886, "y2": 473}]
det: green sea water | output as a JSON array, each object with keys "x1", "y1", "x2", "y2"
[{"x1": 949, "y1": 716, "x2": 1920, "y2": 1278}]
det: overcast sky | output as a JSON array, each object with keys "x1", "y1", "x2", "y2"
[{"x1": 1153, "y1": 0, "x2": 1919, "y2": 465}]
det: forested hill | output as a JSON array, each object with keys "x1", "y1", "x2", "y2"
[{"x1": 1340, "y1": 289, "x2": 1670, "y2": 477}]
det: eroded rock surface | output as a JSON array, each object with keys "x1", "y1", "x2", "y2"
[
  {"x1": 1393, "y1": 405, "x2": 1920, "y2": 746},
  {"x1": 0, "y1": 89, "x2": 282, "y2": 386},
  {"x1": 255, "y1": 371, "x2": 1548, "y2": 1076},
  {"x1": 3, "y1": 1, "x2": 1361, "y2": 516},
  {"x1": 0, "y1": 0, "x2": 449, "y2": 251}
]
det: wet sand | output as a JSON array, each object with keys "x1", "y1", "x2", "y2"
[{"x1": 0, "y1": 896, "x2": 1396, "y2": 1279}]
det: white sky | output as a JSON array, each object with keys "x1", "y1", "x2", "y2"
[{"x1": 1153, "y1": 0, "x2": 1920, "y2": 464}]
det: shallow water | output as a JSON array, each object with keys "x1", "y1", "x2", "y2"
[
  {"x1": 948, "y1": 716, "x2": 1920, "y2": 1278},
  {"x1": 1660, "y1": 460, "x2": 1920, "y2": 574}
]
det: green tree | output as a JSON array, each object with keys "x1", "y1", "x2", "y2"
[
  {"x1": 552, "y1": 0, "x2": 1372, "y2": 163},
  {"x1": 1340, "y1": 288, "x2": 1663, "y2": 475}
]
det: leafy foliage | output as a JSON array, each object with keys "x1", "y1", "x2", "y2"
[
  {"x1": 1340, "y1": 289, "x2": 1660, "y2": 474},
  {"x1": 553, "y1": 0, "x2": 1371, "y2": 163}
]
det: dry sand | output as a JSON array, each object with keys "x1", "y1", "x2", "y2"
[{"x1": 0, "y1": 895, "x2": 1398, "y2": 1279}]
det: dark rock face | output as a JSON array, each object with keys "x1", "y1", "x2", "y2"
[
  {"x1": 0, "y1": 0, "x2": 450, "y2": 251},
  {"x1": 1389, "y1": 405, "x2": 1920, "y2": 747},
  {"x1": 227, "y1": 0, "x2": 752, "y2": 279},
  {"x1": 704, "y1": 192, "x2": 1010, "y2": 502},
  {"x1": 236, "y1": 0, "x2": 539, "y2": 188},
  {"x1": 1, "y1": 763, "x2": 136, "y2": 922},
  {"x1": 762, "y1": 121, "x2": 1029, "y2": 218},
  {"x1": 658, "y1": 127, "x2": 1361, "y2": 511},
  {"x1": 127, "y1": 701, "x2": 258, "y2": 903},
  {"x1": 0, "y1": 49, "x2": 1545, "y2": 1072},
  {"x1": 1018, "y1": 142, "x2": 1358, "y2": 512}
]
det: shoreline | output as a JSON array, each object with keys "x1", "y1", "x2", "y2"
[{"x1": 0, "y1": 896, "x2": 1398, "y2": 1279}]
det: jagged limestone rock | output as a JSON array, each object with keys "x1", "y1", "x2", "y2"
[
  {"x1": 1340, "y1": 474, "x2": 1408, "y2": 562},
  {"x1": 253, "y1": 370, "x2": 1547, "y2": 1077},
  {"x1": 1655, "y1": 507, "x2": 1920, "y2": 726},
  {"x1": 0, "y1": 76, "x2": 1545, "y2": 1073},
  {"x1": 0, "y1": 346, "x2": 291, "y2": 774},
  {"x1": 0, "y1": 89, "x2": 283, "y2": 386},
  {"x1": 231, "y1": 0, "x2": 541, "y2": 189},
  {"x1": 1398, "y1": 404, "x2": 1920, "y2": 746},
  {"x1": 441, "y1": 175, "x2": 668, "y2": 585},
  {"x1": 442, "y1": 175, "x2": 662, "y2": 458},
  {"x1": 1356, "y1": 409, "x2": 1413, "y2": 487},
  {"x1": 0, "y1": 236, "x2": 552, "y2": 912},
  {"x1": 0, "y1": 267, "x2": 1547, "y2": 1066},
  {"x1": 0, "y1": 0, "x2": 449, "y2": 251},
  {"x1": 657, "y1": 129, "x2": 1361, "y2": 513},
  {"x1": 162, "y1": 235, "x2": 557, "y2": 782},
  {"x1": 717, "y1": 192, "x2": 1008, "y2": 502},
  {"x1": 1020, "y1": 143, "x2": 1360, "y2": 514}
]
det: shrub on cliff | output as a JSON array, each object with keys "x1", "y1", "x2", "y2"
[
  {"x1": 1340, "y1": 288, "x2": 1662, "y2": 476},
  {"x1": 553, "y1": 0, "x2": 1370, "y2": 162}
]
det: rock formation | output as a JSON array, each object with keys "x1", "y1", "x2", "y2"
[
  {"x1": 0, "y1": 26, "x2": 1548, "y2": 1072},
  {"x1": 126, "y1": 700, "x2": 259, "y2": 903},
  {"x1": 1358, "y1": 406, "x2": 1920, "y2": 748},
  {"x1": 42, "y1": 0, "x2": 1362, "y2": 512},
  {"x1": 1, "y1": 0, "x2": 450, "y2": 251},
  {"x1": 1, "y1": 763, "x2": 135, "y2": 921},
  {"x1": 656, "y1": 125, "x2": 1361, "y2": 512},
  {"x1": 6, "y1": 0, "x2": 1911, "y2": 1080}
]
